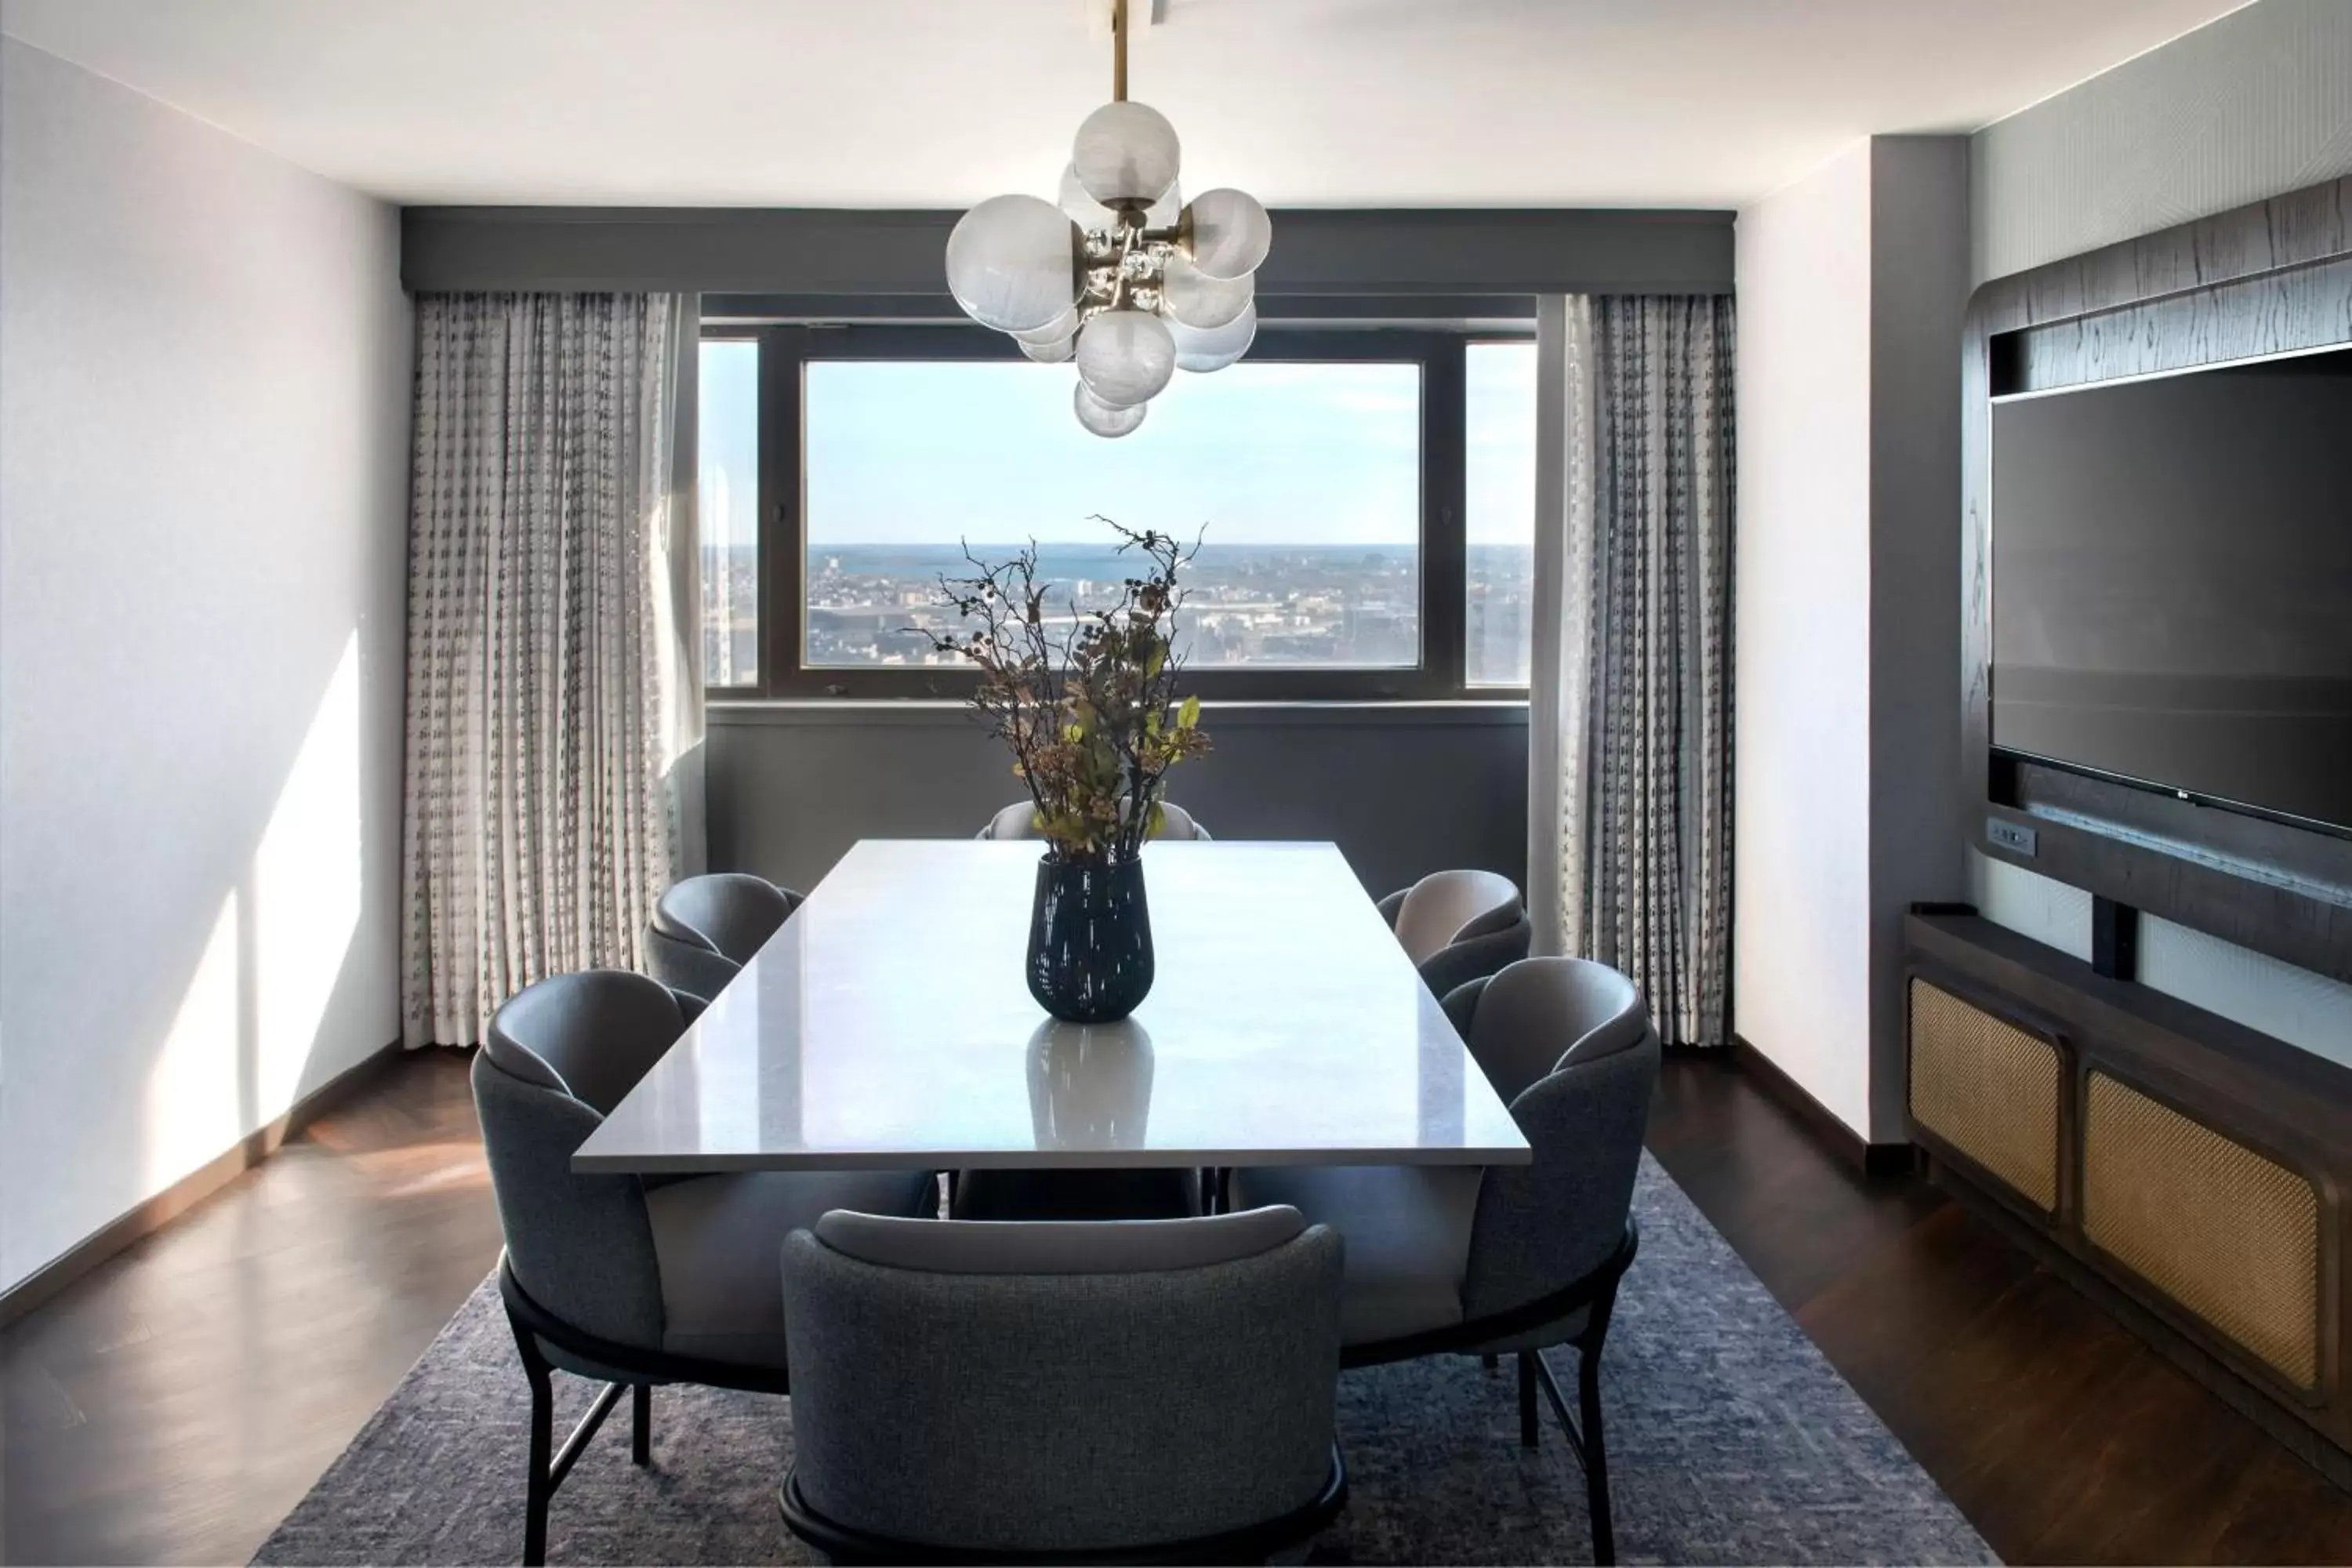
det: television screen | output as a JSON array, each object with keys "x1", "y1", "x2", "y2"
[{"x1": 1991, "y1": 347, "x2": 2352, "y2": 835}]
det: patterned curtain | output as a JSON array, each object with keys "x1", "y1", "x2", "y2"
[
  {"x1": 1529, "y1": 295, "x2": 1736, "y2": 1047},
  {"x1": 401, "y1": 293, "x2": 702, "y2": 1047}
]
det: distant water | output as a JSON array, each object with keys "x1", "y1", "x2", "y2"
[{"x1": 800, "y1": 541, "x2": 1419, "y2": 580}]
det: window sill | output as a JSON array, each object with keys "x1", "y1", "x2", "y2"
[{"x1": 706, "y1": 698, "x2": 1530, "y2": 728}]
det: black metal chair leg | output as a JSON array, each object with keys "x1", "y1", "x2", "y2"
[
  {"x1": 632, "y1": 1382, "x2": 652, "y2": 1466},
  {"x1": 521, "y1": 1343, "x2": 554, "y2": 1566},
  {"x1": 1579, "y1": 1345, "x2": 1614, "y2": 1566},
  {"x1": 1518, "y1": 1351, "x2": 1539, "y2": 1448}
]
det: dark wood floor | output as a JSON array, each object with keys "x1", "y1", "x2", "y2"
[
  {"x1": 0, "y1": 1049, "x2": 502, "y2": 1568},
  {"x1": 5, "y1": 1047, "x2": 2350, "y2": 1565},
  {"x1": 1647, "y1": 1056, "x2": 2352, "y2": 1566}
]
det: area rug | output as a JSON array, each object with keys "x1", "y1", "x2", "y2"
[{"x1": 254, "y1": 1156, "x2": 1994, "y2": 1565}]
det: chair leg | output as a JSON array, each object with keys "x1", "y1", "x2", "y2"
[
  {"x1": 1517, "y1": 1351, "x2": 1539, "y2": 1448},
  {"x1": 520, "y1": 1344, "x2": 554, "y2": 1567},
  {"x1": 632, "y1": 1382, "x2": 652, "y2": 1466},
  {"x1": 1580, "y1": 1343, "x2": 1614, "y2": 1566}
]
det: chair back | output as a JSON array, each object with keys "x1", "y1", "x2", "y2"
[
  {"x1": 652, "y1": 872, "x2": 797, "y2": 964},
  {"x1": 644, "y1": 923, "x2": 740, "y2": 1005},
  {"x1": 1414, "y1": 907, "x2": 1532, "y2": 998},
  {"x1": 1460, "y1": 956, "x2": 1646, "y2": 1102},
  {"x1": 977, "y1": 798, "x2": 1211, "y2": 841},
  {"x1": 1452, "y1": 958, "x2": 1659, "y2": 1323},
  {"x1": 472, "y1": 971, "x2": 679, "y2": 1349},
  {"x1": 781, "y1": 1207, "x2": 1341, "y2": 1555},
  {"x1": 1391, "y1": 869, "x2": 1520, "y2": 966},
  {"x1": 488, "y1": 967, "x2": 684, "y2": 1115}
]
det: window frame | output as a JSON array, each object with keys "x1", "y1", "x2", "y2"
[{"x1": 707, "y1": 321, "x2": 1533, "y2": 702}]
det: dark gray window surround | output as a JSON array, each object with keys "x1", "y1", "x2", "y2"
[
  {"x1": 399, "y1": 205, "x2": 1733, "y2": 706},
  {"x1": 398, "y1": 206, "x2": 1735, "y2": 302}
]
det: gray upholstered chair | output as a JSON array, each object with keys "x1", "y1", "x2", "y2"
[
  {"x1": 1228, "y1": 957, "x2": 1659, "y2": 1564},
  {"x1": 473, "y1": 968, "x2": 934, "y2": 1565},
  {"x1": 779, "y1": 1205, "x2": 1347, "y2": 1563},
  {"x1": 977, "y1": 797, "x2": 1214, "y2": 841},
  {"x1": 1376, "y1": 868, "x2": 1531, "y2": 996},
  {"x1": 643, "y1": 871, "x2": 803, "y2": 1004}
]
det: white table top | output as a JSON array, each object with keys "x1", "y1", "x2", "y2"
[{"x1": 575, "y1": 839, "x2": 1530, "y2": 1174}]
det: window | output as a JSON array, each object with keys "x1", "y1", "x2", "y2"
[
  {"x1": 1465, "y1": 342, "x2": 1538, "y2": 686},
  {"x1": 697, "y1": 338, "x2": 760, "y2": 688},
  {"x1": 703, "y1": 325, "x2": 1535, "y2": 699}
]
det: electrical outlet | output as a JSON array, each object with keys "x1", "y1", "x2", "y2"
[{"x1": 1987, "y1": 817, "x2": 2037, "y2": 856}]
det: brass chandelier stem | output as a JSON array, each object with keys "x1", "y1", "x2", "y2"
[{"x1": 1112, "y1": 0, "x2": 1129, "y2": 102}]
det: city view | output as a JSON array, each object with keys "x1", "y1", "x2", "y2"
[{"x1": 700, "y1": 541, "x2": 1533, "y2": 686}]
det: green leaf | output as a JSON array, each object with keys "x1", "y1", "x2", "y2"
[{"x1": 1176, "y1": 695, "x2": 1201, "y2": 731}]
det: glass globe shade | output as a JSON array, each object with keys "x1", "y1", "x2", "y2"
[
  {"x1": 1075, "y1": 309, "x2": 1176, "y2": 409},
  {"x1": 1075, "y1": 383, "x2": 1148, "y2": 438},
  {"x1": 1071, "y1": 102, "x2": 1181, "y2": 207},
  {"x1": 946, "y1": 194, "x2": 1078, "y2": 334},
  {"x1": 1161, "y1": 253, "x2": 1254, "y2": 330},
  {"x1": 1022, "y1": 333, "x2": 1077, "y2": 364},
  {"x1": 1171, "y1": 304, "x2": 1257, "y2": 373},
  {"x1": 1059, "y1": 165, "x2": 1181, "y2": 234},
  {"x1": 1012, "y1": 304, "x2": 1080, "y2": 347},
  {"x1": 1183, "y1": 188, "x2": 1272, "y2": 281}
]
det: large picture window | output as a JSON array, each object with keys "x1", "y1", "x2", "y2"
[{"x1": 698, "y1": 325, "x2": 1533, "y2": 699}]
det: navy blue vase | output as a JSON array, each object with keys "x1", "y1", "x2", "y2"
[{"x1": 1026, "y1": 853, "x2": 1154, "y2": 1023}]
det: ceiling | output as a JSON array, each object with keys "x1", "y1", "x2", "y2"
[{"x1": 0, "y1": 0, "x2": 2250, "y2": 209}]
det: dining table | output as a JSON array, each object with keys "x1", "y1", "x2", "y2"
[{"x1": 574, "y1": 838, "x2": 1530, "y2": 1177}]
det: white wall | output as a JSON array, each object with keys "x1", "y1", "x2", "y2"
[
  {"x1": 0, "y1": 38, "x2": 412, "y2": 1294},
  {"x1": 1733, "y1": 143, "x2": 1876, "y2": 1138}
]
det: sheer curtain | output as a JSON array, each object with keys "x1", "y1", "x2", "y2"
[
  {"x1": 1529, "y1": 295, "x2": 1736, "y2": 1048},
  {"x1": 400, "y1": 292, "x2": 704, "y2": 1047}
]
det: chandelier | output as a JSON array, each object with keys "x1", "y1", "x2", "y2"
[{"x1": 943, "y1": 0, "x2": 1271, "y2": 437}]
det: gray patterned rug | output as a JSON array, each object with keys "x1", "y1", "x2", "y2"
[{"x1": 255, "y1": 1157, "x2": 1994, "y2": 1566}]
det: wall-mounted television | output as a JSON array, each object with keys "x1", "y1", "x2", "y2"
[{"x1": 1991, "y1": 346, "x2": 2352, "y2": 838}]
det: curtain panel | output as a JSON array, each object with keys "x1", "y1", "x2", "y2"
[
  {"x1": 401, "y1": 292, "x2": 703, "y2": 1047},
  {"x1": 1530, "y1": 294, "x2": 1736, "y2": 1048}
]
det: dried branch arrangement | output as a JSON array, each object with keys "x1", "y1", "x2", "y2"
[{"x1": 920, "y1": 518, "x2": 1210, "y2": 862}]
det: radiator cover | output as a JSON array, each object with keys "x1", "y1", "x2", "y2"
[
  {"x1": 1907, "y1": 978, "x2": 2061, "y2": 1214},
  {"x1": 2082, "y1": 1070, "x2": 2321, "y2": 1390}
]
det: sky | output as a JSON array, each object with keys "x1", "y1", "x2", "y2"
[{"x1": 698, "y1": 339, "x2": 1536, "y2": 554}]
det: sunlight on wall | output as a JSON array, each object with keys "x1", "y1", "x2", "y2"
[
  {"x1": 137, "y1": 634, "x2": 366, "y2": 1194},
  {"x1": 252, "y1": 633, "x2": 364, "y2": 1112},
  {"x1": 141, "y1": 891, "x2": 243, "y2": 1192}
]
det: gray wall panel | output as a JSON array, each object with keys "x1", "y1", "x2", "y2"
[
  {"x1": 706, "y1": 706, "x2": 1528, "y2": 902},
  {"x1": 1972, "y1": 0, "x2": 2352, "y2": 284},
  {"x1": 1866, "y1": 135, "x2": 1973, "y2": 1138}
]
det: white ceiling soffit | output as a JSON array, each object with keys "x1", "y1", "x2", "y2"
[{"x1": 0, "y1": 0, "x2": 2249, "y2": 208}]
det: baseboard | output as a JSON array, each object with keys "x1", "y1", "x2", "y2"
[
  {"x1": 1726, "y1": 1033, "x2": 1916, "y2": 1179},
  {"x1": 0, "y1": 1037, "x2": 408, "y2": 1329}
]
